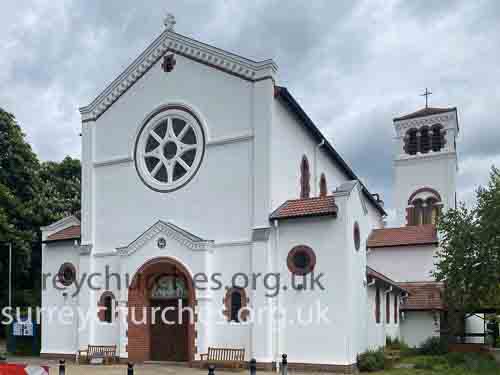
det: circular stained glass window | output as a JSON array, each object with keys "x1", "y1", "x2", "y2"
[{"x1": 134, "y1": 106, "x2": 206, "y2": 192}]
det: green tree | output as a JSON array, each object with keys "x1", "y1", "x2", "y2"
[
  {"x1": 0, "y1": 108, "x2": 81, "y2": 313},
  {"x1": 33, "y1": 156, "x2": 81, "y2": 225},
  {"x1": 434, "y1": 166, "x2": 500, "y2": 340}
]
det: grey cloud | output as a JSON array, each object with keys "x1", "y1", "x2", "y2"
[{"x1": 1, "y1": 0, "x2": 499, "y2": 214}]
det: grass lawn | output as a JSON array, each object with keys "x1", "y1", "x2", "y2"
[{"x1": 368, "y1": 354, "x2": 500, "y2": 375}]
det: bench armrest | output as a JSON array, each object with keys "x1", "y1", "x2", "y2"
[{"x1": 200, "y1": 353, "x2": 208, "y2": 360}]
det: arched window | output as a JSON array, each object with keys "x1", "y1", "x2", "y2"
[
  {"x1": 386, "y1": 293, "x2": 391, "y2": 324},
  {"x1": 411, "y1": 199, "x2": 424, "y2": 225},
  {"x1": 408, "y1": 188, "x2": 442, "y2": 226},
  {"x1": 394, "y1": 295, "x2": 398, "y2": 324},
  {"x1": 224, "y1": 288, "x2": 248, "y2": 323},
  {"x1": 404, "y1": 129, "x2": 418, "y2": 155},
  {"x1": 319, "y1": 173, "x2": 327, "y2": 197},
  {"x1": 431, "y1": 124, "x2": 445, "y2": 152},
  {"x1": 420, "y1": 127, "x2": 431, "y2": 154},
  {"x1": 230, "y1": 291, "x2": 242, "y2": 322},
  {"x1": 424, "y1": 197, "x2": 441, "y2": 225},
  {"x1": 300, "y1": 155, "x2": 310, "y2": 199},
  {"x1": 98, "y1": 291, "x2": 115, "y2": 323},
  {"x1": 353, "y1": 222, "x2": 361, "y2": 251}
]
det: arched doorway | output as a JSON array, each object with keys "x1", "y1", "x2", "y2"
[{"x1": 128, "y1": 257, "x2": 196, "y2": 363}]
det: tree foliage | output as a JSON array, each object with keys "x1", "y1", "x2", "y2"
[
  {"x1": 0, "y1": 107, "x2": 81, "y2": 311},
  {"x1": 434, "y1": 166, "x2": 500, "y2": 337}
]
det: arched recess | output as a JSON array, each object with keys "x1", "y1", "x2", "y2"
[
  {"x1": 407, "y1": 187, "x2": 442, "y2": 205},
  {"x1": 127, "y1": 257, "x2": 196, "y2": 363},
  {"x1": 407, "y1": 187, "x2": 443, "y2": 226}
]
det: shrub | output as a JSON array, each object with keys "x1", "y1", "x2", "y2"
[
  {"x1": 386, "y1": 336, "x2": 417, "y2": 357},
  {"x1": 413, "y1": 355, "x2": 447, "y2": 370},
  {"x1": 419, "y1": 336, "x2": 448, "y2": 355},
  {"x1": 357, "y1": 349, "x2": 385, "y2": 372},
  {"x1": 445, "y1": 352, "x2": 467, "y2": 366},
  {"x1": 460, "y1": 353, "x2": 498, "y2": 372}
]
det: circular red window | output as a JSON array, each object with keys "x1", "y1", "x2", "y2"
[
  {"x1": 354, "y1": 221, "x2": 361, "y2": 251},
  {"x1": 287, "y1": 245, "x2": 316, "y2": 275}
]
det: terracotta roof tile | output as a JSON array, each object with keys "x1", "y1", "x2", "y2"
[
  {"x1": 45, "y1": 225, "x2": 81, "y2": 242},
  {"x1": 366, "y1": 266, "x2": 408, "y2": 293},
  {"x1": 399, "y1": 282, "x2": 445, "y2": 311},
  {"x1": 393, "y1": 107, "x2": 456, "y2": 121},
  {"x1": 270, "y1": 196, "x2": 338, "y2": 220},
  {"x1": 367, "y1": 225, "x2": 438, "y2": 248}
]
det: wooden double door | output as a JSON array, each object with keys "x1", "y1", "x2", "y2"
[{"x1": 150, "y1": 298, "x2": 189, "y2": 361}]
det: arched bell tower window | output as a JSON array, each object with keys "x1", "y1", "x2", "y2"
[
  {"x1": 431, "y1": 124, "x2": 445, "y2": 152},
  {"x1": 407, "y1": 188, "x2": 442, "y2": 226},
  {"x1": 300, "y1": 155, "x2": 311, "y2": 199},
  {"x1": 404, "y1": 125, "x2": 446, "y2": 155},
  {"x1": 420, "y1": 127, "x2": 431, "y2": 154},
  {"x1": 404, "y1": 129, "x2": 418, "y2": 155}
]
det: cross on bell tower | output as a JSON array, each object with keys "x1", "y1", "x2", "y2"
[{"x1": 420, "y1": 88, "x2": 432, "y2": 108}]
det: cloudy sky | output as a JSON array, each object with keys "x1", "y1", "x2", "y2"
[{"x1": 1, "y1": 0, "x2": 499, "y2": 220}]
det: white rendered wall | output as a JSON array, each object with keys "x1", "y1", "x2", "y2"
[
  {"x1": 366, "y1": 285, "x2": 401, "y2": 350},
  {"x1": 393, "y1": 153, "x2": 457, "y2": 227},
  {"x1": 367, "y1": 245, "x2": 437, "y2": 282},
  {"x1": 400, "y1": 311, "x2": 440, "y2": 348},
  {"x1": 41, "y1": 241, "x2": 80, "y2": 356},
  {"x1": 275, "y1": 213, "x2": 352, "y2": 365},
  {"x1": 271, "y1": 99, "x2": 348, "y2": 207}
]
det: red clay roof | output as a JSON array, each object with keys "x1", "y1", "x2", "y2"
[
  {"x1": 367, "y1": 225, "x2": 438, "y2": 248},
  {"x1": 270, "y1": 196, "x2": 338, "y2": 220},
  {"x1": 366, "y1": 266, "x2": 408, "y2": 293},
  {"x1": 45, "y1": 225, "x2": 81, "y2": 242},
  {"x1": 399, "y1": 282, "x2": 445, "y2": 311},
  {"x1": 393, "y1": 107, "x2": 456, "y2": 121}
]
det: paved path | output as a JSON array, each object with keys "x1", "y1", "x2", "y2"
[{"x1": 1, "y1": 358, "x2": 281, "y2": 375}]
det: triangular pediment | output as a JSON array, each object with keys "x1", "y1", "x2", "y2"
[
  {"x1": 79, "y1": 29, "x2": 277, "y2": 123},
  {"x1": 117, "y1": 220, "x2": 213, "y2": 256}
]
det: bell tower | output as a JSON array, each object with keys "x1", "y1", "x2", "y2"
[{"x1": 392, "y1": 105, "x2": 459, "y2": 227}]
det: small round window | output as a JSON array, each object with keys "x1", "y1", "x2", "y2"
[
  {"x1": 354, "y1": 221, "x2": 361, "y2": 251},
  {"x1": 287, "y1": 245, "x2": 316, "y2": 275},
  {"x1": 58, "y1": 263, "x2": 76, "y2": 286},
  {"x1": 134, "y1": 105, "x2": 206, "y2": 192}
]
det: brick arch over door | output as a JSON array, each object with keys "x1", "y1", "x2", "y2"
[
  {"x1": 407, "y1": 187, "x2": 442, "y2": 205},
  {"x1": 127, "y1": 257, "x2": 196, "y2": 363}
]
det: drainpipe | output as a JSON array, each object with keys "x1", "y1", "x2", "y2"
[
  {"x1": 314, "y1": 139, "x2": 325, "y2": 196},
  {"x1": 273, "y1": 219, "x2": 280, "y2": 372}
]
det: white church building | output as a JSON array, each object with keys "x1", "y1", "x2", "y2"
[{"x1": 40, "y1": 19, "x2": 463, "y2": 372}]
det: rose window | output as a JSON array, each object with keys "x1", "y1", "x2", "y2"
[{"x1": 135, "y1": 107, "x2": 206, "y2": 192}]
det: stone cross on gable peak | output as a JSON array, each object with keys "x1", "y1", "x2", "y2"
[{"x1": 163, "y1": 13, "x2": 176, "y2": 31}]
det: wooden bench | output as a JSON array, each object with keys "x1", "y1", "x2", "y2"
[
  {"x1": 77, "y1": 345, "x2": 117, "y2": 364},
  {"x1": 200, "y1": 347, "x2": 245, "y2": 369}
]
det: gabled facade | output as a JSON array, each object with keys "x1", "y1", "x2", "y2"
[{"x1": 41, "y1": 21, "x2": 426, "y2": 372}]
